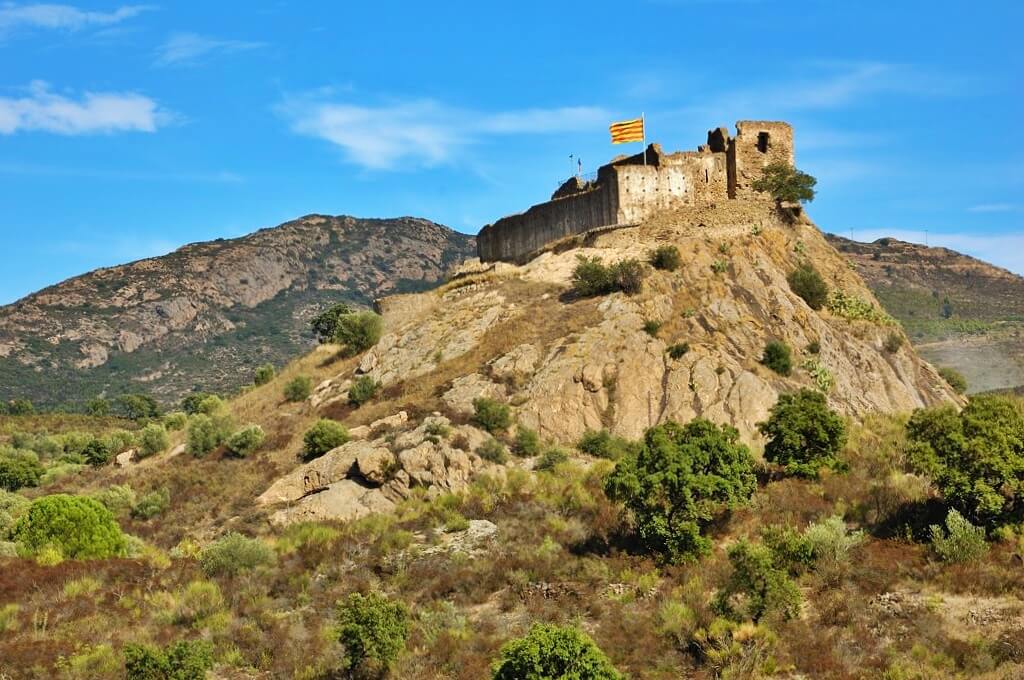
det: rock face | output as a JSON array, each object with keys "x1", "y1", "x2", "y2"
[
  {"x1": 259, "y1": 413, "x2": 493, "y2": 525},
  {"x1": 314, "y1": 203, "x2": 958, "y2": 449},
  {"x1": 0, "y1": 215, "x2": 475, "y2": 407}
]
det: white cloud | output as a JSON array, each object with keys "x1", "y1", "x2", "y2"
[
  {"x1": 0, "y1": 3, "x2": 151, "y2": 34},
  {"x1": 0, "y1": 160, "x2": 241, "y2": 182},
  {"x1": 968, "y1": 203, "x2": 1017, "y2": 213},
  {"x1": 846, "y1": 228, "x2": 1024, "y2": 277},
  {"x1": 155, "y1": 32, "x2": 265, "y2": 66},
  {"x1": 0, "y1": 81, "x2": 164, "y2": 135},
  {"x1": 281, "y1": 96, "x2": 610, "y2": 170}
]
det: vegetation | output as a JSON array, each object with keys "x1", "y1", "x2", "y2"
[
  {"x1": 605, "y1": 419, "x2": 756, "y2": 562},
  {"x1": 477, "y1": 438, "x2": 509, "y2": 464},
  {"x1": 348, "y1": 375, "x2": 381, "y2": 407},
  {"x1": 513, "y1": 426, "x2": 541, "y2": 457},
  {"x1": 787, "y1": 263, "x2": 829, "y2": 310},
  {"x1": 650, "y1": 245, "x2": 682, "y2": 271},
  {"x1": 336, "y1": 592, "x2": 410, "y2": 676},
  {"x1": 253, "y1": 363, "x2": 276, "y2": 386},
  {"x1": 714, "y1": 539, "x2": 802, "y2": 622},
  {"x1": 751, "y1": 162, "x2": 817, "y2": 203},
  {"x1": 137, "y1": 423, "x2": 169, "y2": 459},
  {"x1": 311, "y1": 302, "x2": 355, "y2": 343},
  {"x1": 571, "y1": 256, "x2": 645, "y2": 296},
  {"x1": 199, "y1": 532, "x2": 275, "y2": 577},
  {"x1": 225, "y1": 424, "x2": 266, "y2": 458},
  {"x1": 758, "y1": 389, "x2": 847, "y2": 478},
  {"x1": 472, "y1": 397, "x2": 511, "y2": 434},
  {"x1": 124, "y1": 639, "x2": 214, "y2": 680},
  {"x1": 930, "y1": 509, "x2": 988, "y2": 563},
  {"x1": 666, "y1": 342, "x2": 690, "y2": 359},
  {"x1": 938, "y1": 366, "x2": 968, "y2": 394},
  {"x1": 115, "y1": 394, "x2": 160, "y2": 421},
  {"x1": 826, "y1": 290, "x2": 896, "y2": 326},
  {"x1": 760, "y1": 339, "x2": 793, "y2": 376},
  {"x1": 0, "y1": 448, "x2": 43, "y2": 491},
  {"x1": 131, "y1": 488, "x2": 171, "y2": 520},
  {"x1": 491, "y1": 623, "x2": 623, "y2": 680},
  {"x1": 14, "y1": 494, "x2": 126, "y2": 559},
  {"x1": 577, "y1": 429, "x2": 631, "y2": 460},
  {"x1": 185, "y1": 413, "x2": 233, "y2": 457},
  {"x1": 283, "y1": 375, "x2": 313, "y2": 402},
  {"x1": 334, "y1": 311, "x2": 385, "y2": 355},
  {"x1": 303, "y1": 419, "x2": 349, "y2": 460}
]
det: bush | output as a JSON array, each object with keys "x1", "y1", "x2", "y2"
[
  {"x1": 667, "y1": 342, "x2": 690, "y2": 359},
  {"x1": 473, "y1": 397, "x2": 511, "y2": 434},
  {"x1": 491, "y1": 623, "x2": 623, "y2": 680},
  {"x1": 185, "y1": 413, "x2": 233, "y2": 457},
  {"x1": 162, "y1": 412, "x2": 188, "y2": 431},
  {"x1": 0, "y1": 490, "x2": 30, "y2": 539},
  {"x1": 477, "y1": 438, "x2": 509, "y2": 464},
  {"x1": 650, "y1": 245, "x2": 682, "y2": 271},
  {"x1": 124, "y1": 639, "x2": 214, "y2": 680},
  {"x1": 758, "y1": 389, "x2": 847, "y2": 478},
  {"x1": 930, "y1": 509, "x2": 988, "y2": 563},
  {"x1": 283, "y1": 375, "x2": 313, "y2": 403},
  {"x1": 200, "y1": 531, "x2": 275, "y2": 577},
  {"x1": 570, "y1": 256, "x2": 645, "y2": 297},
  {"x1": 605, "y1": 419, "x2": 756, "y2": 563},
  {"x1": 194, "y1": 395, "x2": 227, "y2": 415},
  {"x1": 577, "y1": 429, "x2": 631, "y2": 460},
  {"x1": 348, "y1": 376, "x2": 380, "y2": 407},
  {"x1": 787, "y1": 263, "x2": 829, "y2": 310},
  {"x1": 884, "y1": 331, "x2": 904, "y2": 353},
  {"x1": 0, "y1": 449, "x2": 43, "y2": 491},
  {"x1": 311, "y1": 302, "x2": 354, "y2": 343},
  {"x1": 15, "y1": 494, "x2": 126, "y2": 559},
  {"x1": 760, "y1": 340, "x2": 793, "y2": 376},
  {"x1": 137, "y1": 423, "x2": 169, "y2": 459},
  {"x1": 907, "y1": 396, "x2": 1024, "y2": 526},
  {"x1": 253, "y1": 363, "x2": 275, "y2": 386},
  {"x1": 106, "y1": 429, "x2": 136, "y2": 454},
  {"x1": 132, "y1": 489, "x2": 171, "y2": 520},
  {"x1": 535, "y1": 446, "x2": 570, "y2": 472},
  {"x1": 180, "y1": 392, "x2": 217, "y2": 415},
  {"x1": 115, "y1": 394, "x2": 160, "y2": 421},
  {"x1": 713, "y1": 540, "x2": 802, "y2": 623},
  {"x1": 642, "y1": 320, "x2": 661, "y2": 337},
  {"x1": 335, "y1": 311, "x2": 384, "y2": 355},
  {"x1": 4, "y1": 399, "x2": 34, "y2": 416},
  {"x1": 513, "y1": 426, "x2": 541, "y2": 457},
  {"x1": 938, "y1": 367, "x2": 967, "y2": 394},
  {"x1": 225, "y1": 425, "x2": 266, "y2": 458},
  {"x1": 85, "y1": 397, "x2": 110, "y2": 416},
  {"x1": 303, "y1": 419, "x2": 349, "y2": 460},
  {"x1": 83, "y1": 437, "x2": 113, "y2": 467},
  {"x1": 174, "y1": 580, "x2": 224, "y2": 624},
  {"x1": 613, "y1": 259, "x2": 645, "y2": 295},
  {"x1": 336, "y1": 592, "x2": 410, "y2": 675},
  {"x1": 751, "y1": 161, "x2": 817, "y2": 203},
  {"x1": 92, "y1": 484, "x2": 137, "y2": 516}
]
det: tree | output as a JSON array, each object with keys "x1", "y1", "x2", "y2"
[
  {"x1": 5, "y1": 399, "x2": 34, "y2": 416},
  {"x1": 760, "y1": 340, "x2": 793, "y2": 376},
  {"x1": 15, "y1": 494, "x2": 126, "y2": 559},
  {"x1": 491, "y1": 623, "x2": 623, "y2": 680},
  {"x1": 787, "y1": 263, "x2": 829, "y2": 310},
  {"x1": 757, "y1": 389, "x2": 847, "y2": 478},
  {"x1": 713, "y1": 540, "x2": 802, "y2": 623},
  {"x1": 907, "y1": 396, "x2": 1024, "y2": 526},
  {"x1": 0, "y1": 449, "x2": 43, "y2": 491},
  {"x1": 336, "y1": 592, "x2": 409, "y2": 676},
  {"x1": 85, "y1": 397, "x2": 110, "y2": 417},
  {"x1": 605, "y1": 419, "x2": 757, "y2": 563},
  {"x1": 348, "y1": 376, "x2": 380, "y2": 407},
  {"x1": 472, "y1": 397, "x2": 511, "y2": 434},
  {"x1": 186, "y1": 413, "x2": 233, "y2": 457},
  {"x1": 115, "y1": 394, "x2": 160, "y2": 421},
  {"x1": 82, "y1": 437, "x2": 113, "y2": 467},
  {"x1": 180, "y1": 393, "x2": 218, "y2": 416},
  {"x1": 137, "y1": 423, "x2": 170, "y2": 459},
  {"x1": 303, "y1": 419, "x2": 349, "y2": 460},
  {"x1": 253, "y1": 363, "x2": 275, "y2": 386},
  {"x1": 311, "y1": 302, "x2": 354, "y2": 343},
  {"x1": 283, "y1": 376, "x2": 313, "y2": 403},
  {"x1": 225, "y1": 425, "x2": 265, "y2": 458},
  {"x1": 751, "y1": 162, "x2": 817, "y2": 204},
  {"x1": 334, "y1": 311, "x2": 384, "y2": 355}
]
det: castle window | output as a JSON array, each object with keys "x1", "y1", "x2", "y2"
[
  {"x1": 757, "y1": 132, "x2": 770, "y2": 153},
  {"x1": 704, "y1": 169, "x2": 709, "y2": 183}
]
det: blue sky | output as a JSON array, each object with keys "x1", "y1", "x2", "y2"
[{"x1": 0, "y1": 1, "x2": 1021, "y2": 305}]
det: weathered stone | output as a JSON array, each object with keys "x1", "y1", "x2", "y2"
[
  {"x1": 441, "y1": 373, "x2": 506, "y2": 415},
  {"x1": 115, "y1": 449, "x2": 136, "y2": 467},
  {"x1": 269, "y1": 480, "x2": 394, "y2": 526},
  {"x1": 355, "y1": 446, "x2": 394, "y2": 485}
]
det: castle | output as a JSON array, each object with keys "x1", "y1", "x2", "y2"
[{"x1": 477, "y1": 120, "x2": 794, "y2": 263}]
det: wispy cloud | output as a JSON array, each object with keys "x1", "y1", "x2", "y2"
[
  {"x1": 155, "y1": 32, "x2": 265, "y2": 66},
  {"x1": 847, "y1": 228, "x2": 1024, "y2": 277},
  {"x1": 0, "y1": 81, "x2": 165, "y2": 135},
  {"x1": 280, "y1": 95, "x2": 611, "y2": 170},
  {"x1": 968, "y1": 203, "x2": 1017, "y2": 213},
  {"x1": 0, "y1": 160, "x2": 241, "y2": 182},
  {"x1": 0, "y1": 3, "x2": 151, "y2": 35}
]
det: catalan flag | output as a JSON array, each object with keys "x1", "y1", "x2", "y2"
[{"x1": 609, "y1": 116, "x2": 645, "y2": 144}]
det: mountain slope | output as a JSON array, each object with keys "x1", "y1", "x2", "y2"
[
  {"x1": 0, "y1": 215, "x2": 476, "y2": 407},
  {"x1": 826, "y1": 234, "x2": 1024, "y2": 393}
]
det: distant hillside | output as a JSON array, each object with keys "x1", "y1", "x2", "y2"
[
  {"x1": 826, "y1": 234, "x2": 1024, "y2": 393},
  {"x1": 0, "y1": 215, "x2": 476, "y2": 408}
]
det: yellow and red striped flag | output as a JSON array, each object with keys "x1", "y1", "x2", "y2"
[{"x1": 609, "y1": 116, "x2": 644, "y2": 144}]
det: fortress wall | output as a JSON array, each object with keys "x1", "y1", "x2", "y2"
[
  {"x1": 614, "y1": 165, "x2": 692, "y2": 223},
  {"x1": 731, "y1": 121, "x2": 794, "y2": 199},
  {"x1": 477, "y1": 181, "x2": 618, "y2": 263}
]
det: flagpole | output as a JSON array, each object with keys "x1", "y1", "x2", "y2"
[{"x1": 642, "y1": 112, "x2": 646, "y2": 166}]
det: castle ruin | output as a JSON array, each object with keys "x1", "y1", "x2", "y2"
[{"x1": 477, "y1": 120, "x2": 794, "y2": 263}]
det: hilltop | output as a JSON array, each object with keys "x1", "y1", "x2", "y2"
[
  {"x1": 826, "y1": 234, "x2": 1024, "y2": 393},
  {"x1": 0, "y1": 215, "x2": 475, "y2": 408}
]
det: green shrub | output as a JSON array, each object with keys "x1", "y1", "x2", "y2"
[
  {"x1": 303, "y1": 419, "x2": 349, "y2": 460},
  {"x1": 15, "y1": 494, "x2": 126, "y2": 559},
  {"x1": 513, "y1": 426, "x2": 541, "y2": 457},
  {"x1": 137, "y1": 424, "x2": 169, "y2": 459},
  {"x1": 162, "y1": 412, "x2": 188, "y2": 432},
  {"x1": 642, "y1": 320, "x2": 662, "y2": 337},
  {"x1": 132, "y1": 489, "x2": 171, "y2": 520},
  {"x1": 473, "y1": 397, "x2": 511, "y2": 434},
  {"x1": 185, "y1": 413, "x2": 233, "y2": 457},
  {"x1": 884, "y1": 331, "x2": 904, "y2": 353},
  {"x1": 337, "y1": 592, "x2": 410, "y2": 675},
  {"x1": 194, "y1": 395, "x2": 227, "y2": 416},
  {"x1": 82, "y1": 437, "x2": 113, "y2": 467},
  {"x1": 801, "y1": 358, "x2": 835, "y2": 393},
  {"x1": 613, "y1": 259, "x2": 645, "y2": 294},
  {"x1": 85, "y1": 397, "x2": 110, "y2": 417},
  {"x1": 711, "y1": 259, "x2": 728, "y2": 274},
  {"x1": 667, "y1": 342, "x2": 690, "y2": 359},
  {"x1": 180, "y1": 392, "x2": 217, "y2": 415},
  {"x1": 713, "y1": 540, "x2": 802, "y2": 622},
  {"x1": 225, "y1": 425, "x2": 266, "y2": 458},
  {"x1": 787, "y1": 263, "x2": 829, "y2": 310},
  {"x1": 930, "y1": 509, "x2": 988, "y2": 563},
  {"x1": 4, "y1": 399, "x2": 34, "y2": 416},
  {"x1": 751, "y1": 161, "x2": 817, "y2": 203},
  {"x1": 124, "y1": 639, "x2": 214, "y2": 680},
  {"x1": 807, "y1": 340, "x2": 821, "y2": 354},
  {"x1": 477, "y1": 438, "x2": 509, "y2": 464},
  {"x1": 253, "y1": 363, "x2": 276, "y2": 386},
  {"x1": 92, "y1": 484, "x2": 137, "y2": 516},
  {"x1": 115, "y1": 394, "x2": 160, "y2": 421},
  {"x1": 650, "y1": 245, "x2": 682, "y2": 271},
  {"x1": 907, "y1": 396, "x2": 1024, "y2": 526},
  {"x1": 348, "y1": 376, "x2": 380, "y2": 407},
  {"x1": 0, "y1": 490, "x2": 30, "y2": 539},
  {"x1": 760, "y1": 340, "x2": 793, "y2": 376},
  {"x1": 334, "y1": 311, "x2": 384, "y2": 355},
  {"x1": 283, "y1": 375, "x2": 313, "y2": 403},
  {"x1": 535, "y1": 446, "x2": 570, "y2": 472},
  {"x1": 571, "y1": 256, "x2": 646, "y2": 297},
  {"x1": 826, "y1": 290, "x2": 896, "y2": 325},
  {"x1": 577, "y1": 429, "x2": 631, "y2": 460},
  {"x1": 0, "y1": 449, "x2": 43, "y2": 491},
  {"x1": 200, "y1": 532, "x2": 275, "y2": 577},
  {"x1": 311, "y1": 302, "x2": 354, "y2": 343},
  {"x1": 491, "y1": 623, "x2": 623, "y2": 680},
  {"x1": 758, "y1": 389, "x2": 847, "y2": 478},
  {"x1": 173, "y1": 580, "x2": 224, "y2": 625},
  {"x1": 106, "y1": 429, "x2": 137, "y2": 454},
  {"x1": 938, "y1": 367, "x2": 967, "y2": 394},
  {"x1": 605, "y1": 419, "x2": 756, "y2": 562}
]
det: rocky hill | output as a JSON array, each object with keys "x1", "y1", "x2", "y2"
[
  {"x1": 826, "y1": 234, "x2": 1024, "y2": 393},
  {"x1": 0, "y1": 215, "x2": 476, "y2": 408}
]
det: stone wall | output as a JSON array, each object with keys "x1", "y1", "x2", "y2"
[{"x1": 730, "y1": 121, "x2": 794, "y2": 199}]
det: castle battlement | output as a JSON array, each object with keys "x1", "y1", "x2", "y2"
[{"x1": 477, "y1": 120, "x2": 794, "y2": 263}]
